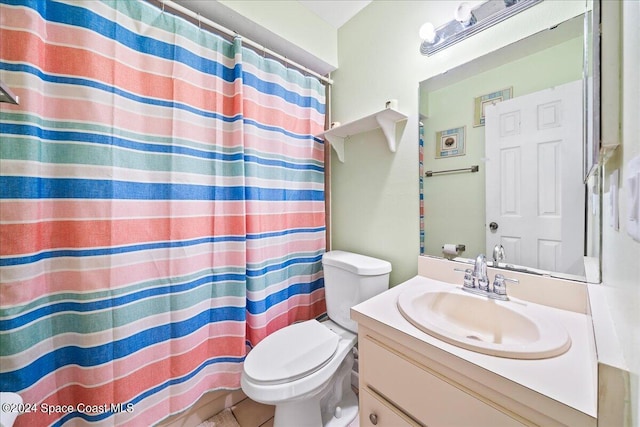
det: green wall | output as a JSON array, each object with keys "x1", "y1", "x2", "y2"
[
  {"x1": 331, "y1": 0, "x2": 585, "y2": 285},
  {"x1": 219, "y1": 0, "x2": 338, "y2": 69}
]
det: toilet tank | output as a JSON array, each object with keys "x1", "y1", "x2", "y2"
[{"x1": 322, "y1": 251, "x2": 391, "y2": 332}]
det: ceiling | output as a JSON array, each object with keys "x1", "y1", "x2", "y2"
[{"x1": 298, "y1": 0, "x2": 372, "y2": 28}]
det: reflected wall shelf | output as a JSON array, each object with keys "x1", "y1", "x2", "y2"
[{"x1": 318, "y1": 108, "x2": 408, "y2": 162}]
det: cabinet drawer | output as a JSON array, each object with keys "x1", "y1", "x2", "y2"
[
  {"x1": 360, "y1": 387, "x2": 422, "y2": 427},
  {"x1": 360, "y1": 335, "x2": 526, "y2": 427}
]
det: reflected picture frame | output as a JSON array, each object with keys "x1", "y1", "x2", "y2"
[
  {"x1": 435, "y1": 126, "x2": 465, "y2": 158},
  {"x1": 474, "y1": 87, "x2": 513, "y2": 127}
]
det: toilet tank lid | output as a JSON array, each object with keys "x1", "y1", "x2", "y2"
[{"x1": 322, "y1": 251, "x2": 392, "y2": 276}]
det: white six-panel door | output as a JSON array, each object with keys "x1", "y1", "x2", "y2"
[{"x1": 485, "y1": 80, "x2": 585, "y2": 275}]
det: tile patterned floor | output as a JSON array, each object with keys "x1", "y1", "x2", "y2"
[
  {"x1": 198, "y1": 387, "x2": 360, "y2": 427},
  {"x1": 196, "y1": 398, "x2": 274, "y2": 427},
  {"x1": 231, "y1": 398, "x2": 274, "y2": 427},
  {"x1": 196, "y1": 408, "x2": 241, "y2": 427}
]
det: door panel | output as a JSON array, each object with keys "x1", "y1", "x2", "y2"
[{"x1": 485, "y1": 80, "x2": 584, "y2": 275}]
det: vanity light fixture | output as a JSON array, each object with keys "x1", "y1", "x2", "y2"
[{"x1": 419, "y1": 0, "x2": 543, "y2": 56}]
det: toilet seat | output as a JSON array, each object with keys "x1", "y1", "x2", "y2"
[
  {"x1": 241, "y1": 319, "x2": 358, "y2": 413},
  {"x1": 244, "y1": 320, "x2": 340, "y2": 385}
]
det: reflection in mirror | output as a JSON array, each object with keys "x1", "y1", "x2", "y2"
[
  {"x1": 418, "y1": 13, "x2": 601, "y2": 283},
  {"x1": 583, "y1": 0, "x2": 600, "y2": 181}
]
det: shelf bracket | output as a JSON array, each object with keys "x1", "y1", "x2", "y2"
[
  {"x1": 375, "y1": 114, "x2": 398, "y2": 153},
  {"x1": 320, "y1": 108, "x2": 407, "y2": 163},
  {"x1": 325, "y1": 134, "x2": 345, "y2": 163}
]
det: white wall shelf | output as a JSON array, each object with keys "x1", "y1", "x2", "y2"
[{"x1": 318, "y1": 108, "x2": 408, "y2": 162}]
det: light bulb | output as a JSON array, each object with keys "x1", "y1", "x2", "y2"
[
  {"x1": 454, "y1": 2, "x2": 473, "y2": 26},
  {"x1": 419, "y1": 22, "x2": 436, "y2": 43}
]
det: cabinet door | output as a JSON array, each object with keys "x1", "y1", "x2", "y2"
[
  {"x1": 360, "y1": 387, "x2": 422, "y2": 427},
  {"x1": 361, "y1": 336, "x2": 527, "y2": 427}
]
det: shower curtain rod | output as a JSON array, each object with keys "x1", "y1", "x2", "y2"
[{"x1": 160, "y1": 0, "x2": 334, "y2": 85}]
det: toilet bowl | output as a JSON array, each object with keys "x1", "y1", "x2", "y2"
[
  {"x1": 241, "y1": 320, "x2": 357, "y2": 427},
  {"x1": 240, "y1": 251, "x2": 392, "y2": 427},
  {"x1": 0, "y1": 392, "x2": 23, "y2": 427}
]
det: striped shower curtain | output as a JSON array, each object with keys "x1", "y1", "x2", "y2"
[{"x1": 0, "y1": 1, "x2": 326, "y2": 426}]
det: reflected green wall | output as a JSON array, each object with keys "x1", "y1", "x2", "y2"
[{"x1": 421, "y1": 36, "x2": 583, "y2": 258}]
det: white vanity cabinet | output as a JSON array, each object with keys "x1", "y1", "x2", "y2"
[
  {"x1": 359, "y1": 387, "x2": 421, "y2": 427},
  {"x1": 352, "y1": 269, "x2": 598, "y2": 427},
  {"x1": 358, "y1": 327, "x2": 526, "y2": 427}
]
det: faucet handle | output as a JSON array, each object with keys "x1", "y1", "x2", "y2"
[
  {"x1": 477, "y1": 277, "x2": 490, "y2": 292},
  {"x1": 454, "y1": 268, "x2": 475, "y2": 289},
  {"x1": 492, "y1": 274, "x2": 519, "y2": 298}
]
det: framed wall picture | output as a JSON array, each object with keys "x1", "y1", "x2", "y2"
[
  {"x1": 474, "y1": 87, "x2": 513, "y2": 127},
  {"x1": 435, "y1": 126, "x2": 465, "y2": 158}
]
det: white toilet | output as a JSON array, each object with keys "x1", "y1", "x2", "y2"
[
  {"x1": 241, "y1": 250, "x2": 391, "y2": 427},
  {"x1": 0, "y1": 392, "x2": 23, "y2": 427}
]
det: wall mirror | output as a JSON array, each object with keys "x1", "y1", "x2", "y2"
[{"x1": 418, "y1": 9, "x2": 602, "y2": 283}]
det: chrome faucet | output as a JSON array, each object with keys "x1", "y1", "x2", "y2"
[
  {"x1": 492, "y1": 244, "x2": 505, "y2": 267},
  {"x1": 455, "y1": 253, "x2": 519, "y2": 301},
  {"x1": 473, "y1": 253, "x2": 489, "y2": 291}
]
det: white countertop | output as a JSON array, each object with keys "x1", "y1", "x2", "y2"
[{"x1": 351, "y1": 274, "x2": 598, "y2": 418}]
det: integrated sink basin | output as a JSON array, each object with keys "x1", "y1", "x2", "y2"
[{"x1": 397, "y1": 287, "x2": 571, "y2": 359}]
